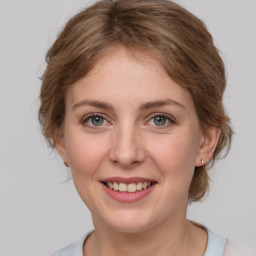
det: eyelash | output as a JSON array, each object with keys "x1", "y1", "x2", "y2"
[
  {"x1": 147, "y1": 113, "x2": 176, "y2": 128},
  {"x1": 81, "y1": 113, "x2": 110, "y2": 129},
  {"x1": 80, "y1": 112, "x2": 176, "y2": 129}
]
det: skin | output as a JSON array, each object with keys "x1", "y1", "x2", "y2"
[{"x1": 56, "y1": 47, "x2": 220, "y2": 256}]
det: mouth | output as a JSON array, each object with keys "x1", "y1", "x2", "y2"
[
  {"x1": 100, "y1": 177, "x2": 157, "y2": 202},
  {"x1": 102, "y1": 181, "x2": 153, "y2": 193}
]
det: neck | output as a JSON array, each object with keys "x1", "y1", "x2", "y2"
[{"x1": 84, "y1": 215, "x2": 207, "y2": 256}]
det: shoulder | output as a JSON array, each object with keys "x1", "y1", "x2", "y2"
[
  {"x1": 204, "y1": 228, "x2": 226, "y2": 256},
  {"x1": 204, "y1": 228, "x2": 240, "y2": 256},
  {"x1": 223, "y1": 241, "x2": 241, "y2": 256},
  {"x1": 51, "y1": 235, "x2": 86, "y2": 256}
]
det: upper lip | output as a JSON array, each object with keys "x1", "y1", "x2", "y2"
[{"x1": 100, "y1": 177, "x2": 156, "y2": 184}]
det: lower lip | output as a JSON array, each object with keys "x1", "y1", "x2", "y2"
[{"x1": 102, "y1": 183, "x2": 156, "y2": 203}]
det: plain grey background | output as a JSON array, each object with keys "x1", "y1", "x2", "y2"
[{"x1": 0, "y1": 0, "x2": 255, "y2": 255}]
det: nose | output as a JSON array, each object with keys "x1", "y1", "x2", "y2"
[{"x1": 108, "y1": 124, "x2": 146, "y2": 169}]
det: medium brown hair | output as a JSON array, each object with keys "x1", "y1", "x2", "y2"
[{"x1": 39, "y1": 0, "x2": 233, "y2": 201}]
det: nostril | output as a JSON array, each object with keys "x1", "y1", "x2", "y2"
[
  {"x1": 109, "y1": 154, "x2": 143, "y2": 168},
  {"x1": 108, "y1": 133, "x2": 146, "y2": 167}
]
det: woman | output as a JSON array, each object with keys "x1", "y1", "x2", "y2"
[{"x1": 39, "y1": 0, "x2": 236, "y2": 255}]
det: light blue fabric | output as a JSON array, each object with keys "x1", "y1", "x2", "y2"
[
  {"x1": 204, "y1": 228, "x2": 226, "y2": 256},
  {"x1": 51, "y1": 228, "x2": 226, "y2": 256},
  {"x1": 52, "y1": 235, "x2": 85, "y2": 256}
]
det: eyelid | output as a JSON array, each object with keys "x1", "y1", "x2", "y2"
[
  {"x1": 80, "y1": 112, "x2": 176, "y2": 129},
  {"x1": 149, "y1": 113, "x2": 175, "y2": 121},
  {"x1": 146, "y1": 112, "x2": 176, "y2": 127},
  {"x1": 81, "y1": 113, "x2": 111, "y2": 128}
]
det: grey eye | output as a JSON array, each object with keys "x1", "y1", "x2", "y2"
[
  {"x1": 153, "y1": 116, "x2": 167, "y2": 126},
  {"x1": 91, "y1": 116, "x2": 105, "y2": 126}
]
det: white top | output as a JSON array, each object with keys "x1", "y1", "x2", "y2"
[{"x1": 52, "y1": 228, "x2": 236, "y2": 256}]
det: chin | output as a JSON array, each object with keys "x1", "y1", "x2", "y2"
[
  {"x1": 110, "y1": 222, "x2": 152, "y2": 234},
  {"x1": 102, "y1": 210, "x2": 158, "y2": 234}
]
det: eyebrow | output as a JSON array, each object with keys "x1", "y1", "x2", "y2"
[
  {"x1": 72, "y1": 99, "x2": 185, "y2": 111},
  {"x1": 139, "y1": 99, "x2": 185, "y2": 111},
  {"x1": 72, "y1": 100, "x2": 114, "y2": 111}
]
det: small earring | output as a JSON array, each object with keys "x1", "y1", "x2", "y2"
[{"x1": 201, "y1": 159, "x2": 204, "y2": 165}]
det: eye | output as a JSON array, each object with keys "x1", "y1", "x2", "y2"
[
  {"x1": 153, "y1": 116, "x2": 167, "y2": 126},
  {"x1": 148, "y1": 114, "x2": 174, "y2": 127},
  {"x1": 82, "y1": 114, "x2": 108, "y2": 127}
]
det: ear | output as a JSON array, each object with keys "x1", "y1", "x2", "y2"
[
  {"x1": 195, "y1": 126, "x2": 221, "y2": 167},
  {"x1": 55, "y1": 129, "x2": 70, "y2": 167}
]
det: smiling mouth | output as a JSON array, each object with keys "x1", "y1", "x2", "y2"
[{"x1": 103, "y1": 181, "x2": 153, "y2": 193}]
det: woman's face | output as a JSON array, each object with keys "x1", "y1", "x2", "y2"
[{"x1": 57, "y1": 47, "x2": 206, "y2": 233}]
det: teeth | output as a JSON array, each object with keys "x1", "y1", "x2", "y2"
[
  {"x1": 127, "y1": 183, "x2": 137, "y2": 192},
  {"x1": 105, "y1": 181, "x2": 152, "y2": 193},
  {"x1": 119, "y1": 183, "x2": 128, "y2": 192},
  {"x1": 137, "y1": 182, "x2": 143, "y2": 191},
  {"x1": 107, "y1": 182, "x2": 113, "y2": 189},
  {"x1": 142, "y1": 182, "x2": 148, "y2": 189},
  {"x1": 113, "y1": 182, "x2": 119, "y2": 191}
]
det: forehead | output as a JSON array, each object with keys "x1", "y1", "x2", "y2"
[
  {"x1": 87, "y1": 46, "x2": 168, "y2": 83},
  {"x1": 66, "y1": 47, "x2": 194, "y2": 110}
]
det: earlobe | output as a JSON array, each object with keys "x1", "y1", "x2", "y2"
[
  {"x1": 196, "y1": 126, "x2": 221, "y2": 167},
  {"x1": 55, "y1": 130, "x2": 69, "y2": 167}
]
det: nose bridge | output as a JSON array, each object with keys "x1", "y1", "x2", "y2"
[{"x1": 109, "y1": 121, "x2": 145, "y2": 168}]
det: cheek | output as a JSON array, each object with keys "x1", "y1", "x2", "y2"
[
  {"x1": 150, "y1": 134, "x2": 199, "y2": 209},
  {"x1": 64, "y1": 133, "x2": 110, "y2": 209},
  {"x1": 66, "y1": 133, "x2": 108, "y2": 177},
  {"x1": 148, "y1": 133, "x2": 199, "y2": 180}
]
